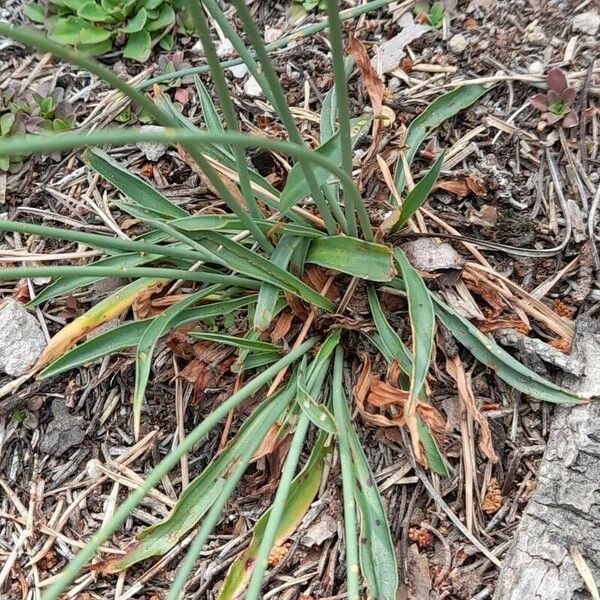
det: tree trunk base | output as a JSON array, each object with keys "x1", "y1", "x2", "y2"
[{"x1": 494, "y1": 317, "x2": 600, "y2": 600}]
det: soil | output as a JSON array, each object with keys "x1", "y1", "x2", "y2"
[{"x1": 0, "y1": 1, "x2": 599, "y2": 599}]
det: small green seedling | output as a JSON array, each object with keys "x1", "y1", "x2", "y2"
[
  {"x1": 414, "y1": 1, "x2": 444, "y2": 28},
  {"x1": 529, "y1": 67, "x2": 578, "y2": 128}
]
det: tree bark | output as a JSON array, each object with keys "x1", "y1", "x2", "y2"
[{"x1": 494, "y1": 317, "x2": 600, "y2": 600}]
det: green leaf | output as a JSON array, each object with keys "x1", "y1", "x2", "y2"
[
  {"x1": 198, "y1": 231, "x2": 335, "y2": 312},
  {"x1": 133, "y1": 286, "x2": 220, "y2": 437},
  {"x1": 123, "y1": 29, "x2": 152, "y2": 62},
  {"x1": 120, "y1": 7, "x2": 147, "y2": 33},
  {"x1": 393, "y1": 152, "x2": 444, "y2": 222},
  {"x1": 189, "y1": 331, "x2": 282, "y2": 353},
  {"x1": 218, "y1": 434, "x2": 329, "y2": 599},
  {"x1": 145, "y1": 3, "x2": 175, "y2": 31},
  {"x1": 392, "y1": 84, "x2": 489, "y2": 197},
  {"x1": 416, "y1": 417, "x2": 449, "y2": 475},
  {"x1": 432, "y1": 295, "x2": 588, "y2": 404},
  {"x1": 342, "y1": 385, "x2": 398, "y2": 599},
  {"x1": 158, "y1": 33, "x2": 173, "y2": 50},
  {"x1": 104, "y1": 392, "x2": 290, "y2": 572},
  {"x1": 367, "y1": 286, "x2": 449, "y2": 476},
  {"x1": 79, "y1": 38, "x2": 113, "y2": 55},
  {"x1": 24, "y1": 3, "x2": 46, "y2": 23},
  {"x1": 87, "y1": 149, "x2": 189, "y2": 219},
  {"x1": 319, "y1": 56, "x2": 353, "y2": 143},
  {"x1": 39, "y1": 296, "x2": 258, "y2": 378},
  {"x1": 281, "y1": 115, "x2": 371, "y2": 213},
  {"x1": 253, "y1": 235, "x2": 300, "y2": 332},
  {"x1": 27, "y1": 249, "x2": 165, "y2": 308},
  {"x1": 297, "y1": 367, "x2": 336, "y2": 433},
  {"x1": 367, "y1": 286, "x2": 412, "y2": 375},
  {"x1": 306, "y1": 236, "x2": 396, "y2": 282},
  {"x1": 50, "y1": 16, "x2": 112, "y2": 45},
  {"x1": 172, "y1": 215, "x2": 323, "y2": 238},
  {"x1": 194, "y1": 76, "x2": 224, "y2": 134},
  {"x1": 0, "y1": 113, "x2": 15, "y2": 136},
  {"x1": 77, "y1": 3, "x2": 112, "y2": 22},
  {"x1": 394, "y1": 248, "x2": 435, "y2": 415}
]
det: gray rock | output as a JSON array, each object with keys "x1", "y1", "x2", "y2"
[
  {"x1": 448, "y1": 33, "x2": 468, "y2": 54},
  {"x1": 228, "y1": 63, "x2": 248, "y2": 79},
  {"x1": 0, "y1": 299, "x2": 46, "y2": 376},
  {"x1": 403, "y1": 238, "x2": 465, "y2": 272},
  {"x1": 572, "y1": 10, "x2": 600, "y2": 36},
  {"x1": 40, "y1": 398, "x2": 85, "y2": 457},
  {"x1": 137, "y1": 125, "x2": 168, "y2": 162}
]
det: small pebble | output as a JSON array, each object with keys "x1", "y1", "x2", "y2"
[
  {"x1": 228, "y1": 63, "x2": 248, "y2": 79},
  {"x1": 572, "y1": 10, "x2": 600, "y2": 36},
  {"x1": 448, "y1": 33, "x2": 468, "y2": 54},
  {"x1": 243, "y1": 75, "x2": 262, "y2": 97},
  {"x1": 528, "y1": 60, "x2": 545, "y2": 75},
  {"x1": 137, "y1": 125, "x2": 168, "y2": 162},
  {"x1": 216, "y1": 38, "x2": 234, "y2": 58}
]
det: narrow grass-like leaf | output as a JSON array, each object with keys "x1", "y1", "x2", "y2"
[
  {"x1": 189, "y1": 331, "x2": 281, "y2": 353},
  {"x1": 297, "y1": 366, "x2": 336, "y2": 434},
  {"x1": 44, "y1": 337, "x2": 317, "y2": 600},
  {"x1": 433, "y1": 295, "x2": 587, "y2": 404},
  {"x1": 172, "y1": 215, "x2": 324, "y2": 238},
  {"x1": 392, "y1": 84, "x2": 489, "y2": 196},
  {"x1": 332, "y1": 346, "x2": 360, "y2": 600},
  {"x1": 245, "y1": 413, "x2": 312, "y2": 600},
  {"x1": 194, "y1": 76, "x2": 226, "y2": 136},
  {"x1": 367, "y1": 285, "x2": 412, "y2": 375},
  {"x1": 218, "y1": 433, "x2": 329, "y2": 600},
  {"x1": 133, "y1": 286, "x2": 220, "y2": 438},
  {"x1": 416, "y1": 417, "x2": 448, "y2": 476},
  {"x1": 39, "y1": 296, "x2": 258, "y2": 378},
  {"x1": 27, "y1": 252, "x2": 161, "y2": 308},
  {"x1": 254, "y1": 236, "x2": 302, "y2": 332},
  {"x1": 199, "y1": 231, "x2": 335, "y2": 312},
  {"x1": 104, "y1": 391, "x2": 289, "y2": 572},
  {"x1": 367, "y1": 286, "x2": 449, "y2": 476},
  {"x1": 320, "y1": 57, "x2": 354, "y2": 143},
  {"x1": 394, "y1": 249, "x2": 435, "y2": 415},
  {"x1": 280, "y1": 116, "x2": 370, "y2": 214},
  {"x1": 87, "y1": 149, "x2": 189, "y2": 219},
  {"x1": 392, "y1": 152, "x2": 444, "y2": 219},
  {"x1": 347, "y1": 419, "x2": 398, "y2": 600},
  {"x1": 306, "y1": 236, "x2": 396, "y2": 282},
  {"x1": 239, "y1": 351, "x2": 281, "y2": 370},
  {"x1": 36, "y1": 278, "x2": 164, "y2": 369}
]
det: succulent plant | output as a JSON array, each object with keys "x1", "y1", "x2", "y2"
[
  {"x1": 24, "y1": 0, "x2": 194, "y2": 62},
  {"x1": 529, "y1": 67, "x2": 579, "y2": 128},
  {"x1": 0, "y1": 83, "x2": 75, "y2": 171}
]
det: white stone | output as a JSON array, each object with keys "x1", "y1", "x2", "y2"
[
  {"x1": 228, "y1": 63, "x2": 248, "y2": 79},
  {"x1": 572, "y1": 10, "x2": 600, "y2": 36},
  {"x1": 448, "y1": 33, "x2": 468, "y2": 54},
  {"x1": 243, "y1": 75, "x2": 262, "y2": 97},
  {"x1": 216, "y1": 38, "x2": 234, "y2": 58},
  {"x1": 0, "y1": 299, "x2": 46, "y2": 376},
  {"x1": 528, "y1": 60, "x2": 545, "y2": 75},
  {"x1": 137, "y1": 125, "x2": 168, "y2": 162}
]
